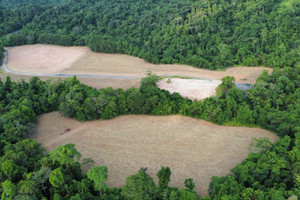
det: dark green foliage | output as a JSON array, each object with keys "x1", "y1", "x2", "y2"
[
  {"x1": 157, "y1": 166, "x2": 171, "y2": 190},
  {"x1": 1, "y1": 0, "x2": 299, "y2": 68},
  {"x1": 47, "y1": 143, "x2": 81, "y2": 167},
  {"x1": 215, "y1": 76, "x2": 236, "y2": 96},
  {"x1": 208, "y1": 135, "x2": 300, "y2": 199},
  {"x1": 0, "y1": 1, "x2": 66, "y2": 38},
  {"x1": 87, "y1": 166, "x2": 108, "y2": 196},
  {"x1": 178, "y1": 189, "x2": 199, "y2": 200},
  {"x1": 185, "y1": 178, "x2": 195, "y2": 191},
  {"x1": 122, "y1": 168, "x2": 158, "y2": 200}
]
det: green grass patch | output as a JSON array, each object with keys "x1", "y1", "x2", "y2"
[
  {"x1": 279, "y1": 0, "x2": 299, "y2": 12},
  {"x1": 222, "y1": 121, "x2": 261, "y2": 128}
]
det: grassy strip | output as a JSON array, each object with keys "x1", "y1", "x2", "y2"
[
  {"x1": 159, "y1": 75, "x2": 201, "y2": 80},
  {"x1": 222, "y1": 121, "x2": 261, "y2": 128}
]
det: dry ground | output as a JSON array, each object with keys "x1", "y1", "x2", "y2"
[
  {"x1": 157, "y1": 78, "x2": 222, "y2": 101},
  {"x1": 6, "y1": 45, "x2": 272, "y2": 85},
  {"x1": 0, "y1": 73, "x2": 140, "y2": 90},
  {"x1": 30, "y1": 112, "x2": 278, "y2": 196}
]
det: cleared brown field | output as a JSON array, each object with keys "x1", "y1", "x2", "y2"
[
  {"x1": 6, "y1": 45, "x2": 272, "y2": 85},
  {"x1": 30, "y1": 112, "x2": 278, "y2": 196},
  {"x1": 0, "y1": 73, "x2": 140, "y2": 90}
]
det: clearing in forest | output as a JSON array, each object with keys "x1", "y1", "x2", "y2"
[
  {"x1": 31, "y1": 112, "x2": 278, "y2": 196},
  {"x1": 6, "y1": 44, "x2": 272, "y2": 85},
  {"x1": 157, "y1": 78, "x2": 222, "y2": 101}
]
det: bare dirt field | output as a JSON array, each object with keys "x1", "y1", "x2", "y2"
[
  {"x1": 6, "y1": 44, "x2": 272, "y2": 85},
  {"x1": 31, "y1": 112, "x2": 278, "y2": 196},
  {"x1": 7, "y1": 45, "x2": 88, "y2": 74},
  {"x1": 157, "y1": 78, "x2": 222, "y2": 101},
  {"x1": 0, "y1": 73, "x2": 140, "y2": 90}
]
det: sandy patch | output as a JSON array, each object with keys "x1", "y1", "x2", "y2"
[
  {"x1": 30, "y1": 112, "x2": 278, "y2": 196},
  {"x1": 6, "y1": 45, "x2": 272, "y2": 85},
  {"x1": 7, "y1": 45, "x2": 88, "y2": 74},
  {"x1": 0, "y1": 73, "x2": 140, "y2": 90},
  {"x1": 157, "y1": 78, "x2": 221, "y2": 100}
]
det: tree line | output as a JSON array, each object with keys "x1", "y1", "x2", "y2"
[
  {"x1": 1, "y1": 0, "x2": 299, "y2": 69},
  {"x1": 0, "y1": 65, "x2": 299, "y2": 199},
  {"x1": 0, "y1": 44, "x2": 3, "y2": 65}
]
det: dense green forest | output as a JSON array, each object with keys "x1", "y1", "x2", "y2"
[
  {"x1": 0, "y1": 66, "x2": 299, "y2": 199},
  {"x1": 1, "y1": 0, "x2": 300, "y2": 69},
  {"x1": 0, "y1": 0, "x2": 66, "y2": 36},
  {"x1": 0, "y1": 0, "x2": 65, "y2": 9}
]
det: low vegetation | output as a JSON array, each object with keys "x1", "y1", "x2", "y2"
[{"x1": 0, "y1": 65, "x2": 299, "y2": 199}]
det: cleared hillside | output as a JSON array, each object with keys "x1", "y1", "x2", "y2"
[
  {"x1": 31, "y1": 112, "x2": 278, "y2": 196},
  {"x1": 6, "y1": 45, "x2": 272, "y2": 85}
]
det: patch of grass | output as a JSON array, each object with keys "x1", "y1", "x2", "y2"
[
  {"x1": 222, "y1": 121, "x2": 261, "y2": 128},
  {"x1": 279, "y1": 0, "x2": 299, "y2": 12},
  {"x1": 159, "y1": 75, "x2": 200, "y2": 80}
]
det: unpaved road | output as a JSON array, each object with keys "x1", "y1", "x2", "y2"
[
  {"x1": 1, "y1": 45, "x2": 271, "y2": 97},
  {"x1": 1, "y1": 51, "x2": 141, "y2": 90},
  {"x1": 4, "y1": 45, "x2": 272, "y2": 85}
]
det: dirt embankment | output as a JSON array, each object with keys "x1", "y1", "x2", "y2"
[{"x1": 31, "y1": 112, "x2": 278, "y2": 196}]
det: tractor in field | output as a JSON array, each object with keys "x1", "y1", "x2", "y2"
[{"x1": 59, "y1": 128, "x2": 71, "y2": 135}]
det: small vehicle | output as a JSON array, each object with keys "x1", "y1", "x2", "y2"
[
  {"x1": 59, "y1": 128, "x2": 71, "y2": 135},
  {"x1": 65, "y1": 128, "x2": 71, "y2": 132}
]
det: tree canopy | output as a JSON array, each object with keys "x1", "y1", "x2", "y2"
[
  {"x1": 1, "y1": 0, "x2": 299, "y2": 69},
  {"x1": 0, "y1": 68, "x2": 298, "y2": 198}
]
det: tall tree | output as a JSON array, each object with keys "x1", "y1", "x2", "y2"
[
  {"x1": 157, "y1": 166, "x2": 171, "y2": 190},
  {"x1": 87, "y1": 166, "x2": 108, "y2": 197}
]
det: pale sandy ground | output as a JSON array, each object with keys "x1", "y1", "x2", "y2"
[
  {"x1": 6, "y1": 45, "x2": 272, "y2": 85},
  {"x1": 7, "y1": 45, "x2": 88, "y2": 74},
  {"x1": 157, "y1": 78, "x2": 222, "y2": 101},
  {"x1": 0, "y1": 73, "x2": 140, "y2": 90},
  {"x1": 30, "y1": 112, "x2": 278, "y2": 196},
  {"x1": 4, "y1": 44, "x2": 272, "y2": 99}
]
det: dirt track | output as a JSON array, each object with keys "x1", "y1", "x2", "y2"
[
  {"x1": 31, "y1": 112, "x2": 278, "y2": 196},
  {"x1": 1, "y1": 44, "x2": 273, "y2": 98}
]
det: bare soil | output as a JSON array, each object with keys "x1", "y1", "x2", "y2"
[
  {"x1": 0, "y1": 73, "x2": 140, "y2": 90},
  {"x1": 157, "y1": 78, "x2": 222, "y2": 101},
  {"x1": 7, "y1": 45, "x2": 88, "y2": 74},
  {"x1": 31, "y1": 112, "x2": 278, "y2": 196},
  {"x1": 6, "y1": 44, "x2": 272, "y2": 85}
]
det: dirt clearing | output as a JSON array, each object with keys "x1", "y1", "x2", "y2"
[
  {"x1": 31, "y1": 112, "x2": 278, "y2": 196},
  {"x1": 6, "y1": 45, "x2": 272, "y2": 85},
  {"x1": 0, "y1": 73, "x2": 140, "y2": 90},
  {"x1": 7, "y1": 45, "x2": 88, "y2": 74},
  {"x1": 157, "y1": 78, "x2": 222, "y2": 100}
]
